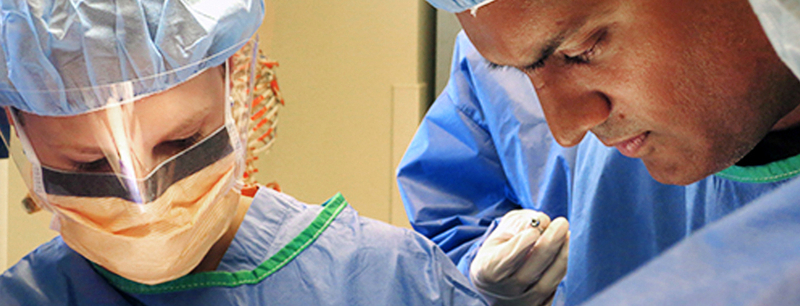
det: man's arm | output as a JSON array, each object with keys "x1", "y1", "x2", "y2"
[{"x1": 397, "y1": 32, "x2": 574, "y2": 273}]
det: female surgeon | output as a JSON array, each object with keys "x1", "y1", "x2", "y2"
[{"x1": 0, "y1": 1, "x2": 486, "y2": 305}]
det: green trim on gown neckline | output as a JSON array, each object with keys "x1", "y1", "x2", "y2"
[
  {"x1": 716, "y1": 153, "x2": 800, "y2": 183},
  {"x1": 92, "y1": 192, "x2": 349, "y2": 294}
]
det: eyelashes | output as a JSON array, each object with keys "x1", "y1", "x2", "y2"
[
  {"x1": 487, "y1": 46, "x2": 589, "y2": 74},
  {"x1": 486, "y1": 62, "x2": 509, "y2": 70},
  {"x1": 521, "y1": 59, "x2": 547, "y2": 73},
  {"x1": 162, "y1": 133, "x2": 203, "y2": 151},
  {"x1": 563, "y1": 46, "x2": 595, "y2": 65},
  {"x1": 485, "y1": 59, "x2": 546, "y2": 72},
  {"x1": 524, "y1": 29, "x2": 607, "y2": 73},
  {"x1": 75, "y1": 158, "x2": 112, "y2": 173}
]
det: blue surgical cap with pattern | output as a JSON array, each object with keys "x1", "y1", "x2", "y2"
[{"x1": 0, "y1": 0, "x2": 264, "y2": 116}]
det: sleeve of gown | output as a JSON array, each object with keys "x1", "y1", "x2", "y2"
[
  {"x1": 397, "y1": 31, "x2": 573, "y2": 276},
  {"x1": 0, "y1": 238, "x2": 131, "y2": 305}
]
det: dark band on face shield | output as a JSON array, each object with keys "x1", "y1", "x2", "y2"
[{"x1": 40, "y1": 126, "x2": 234, "y2": 202}]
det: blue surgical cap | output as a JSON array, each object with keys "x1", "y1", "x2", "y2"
[
  {"x1": 426, "y1": 0, "x2": 493, "y2": 13},
  {"x1": 749, "y1": 0, "x2": 800, "y2": 81},
  {"x1": 0, "y1": 0, "x2": 264, "y2": 116}
]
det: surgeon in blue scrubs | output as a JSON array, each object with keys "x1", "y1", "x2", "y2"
[
  {"x1": 0, "y1": 1, "x2": 486, "y2": 305},
  {"x1": 398, "y1": 0, "x2": 800, "y2": 305}
]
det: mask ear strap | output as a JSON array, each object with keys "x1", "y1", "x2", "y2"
[
  {"x1": 0, "y1": 109, "x2": 39, "y2": 215},
  {"x1": 7, "y1": 108, "x2": 51, "y2": 220},
  {"x1": 224, "y1": 49, "x2": 246, "y2": 191},
  {"x1": 8, "y1": 109, "x2": 44, "y2": 198}
]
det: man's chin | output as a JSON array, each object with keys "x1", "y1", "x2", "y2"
[{"x1": 643, "y1": 160, "x2": 717, "y2": 186}]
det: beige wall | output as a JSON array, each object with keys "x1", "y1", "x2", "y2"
[
  {"x1": 252, "y1": 0, "x2": 433, "y2": 226},
  {"x1": 1, "y1": 0, "x2": 433, "y2": 270},
  {"x1": 1, "y1": 160, "x2": 6, "y2": 270}
]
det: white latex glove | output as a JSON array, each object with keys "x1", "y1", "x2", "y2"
[{"x1": 470, "y1": 209, "x2": 569, "y2": 306}]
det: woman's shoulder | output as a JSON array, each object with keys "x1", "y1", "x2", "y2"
[{"x1": 0, "y1": 237, "x2": 130, "y2": 305}]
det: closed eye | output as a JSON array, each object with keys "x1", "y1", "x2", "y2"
[
  {"x1": 486, "y1": 61, "x2": 511, "y2": 70},
  {"x1": 563, "y1": 48, "x2": 593, "y2": 65},
  {"x1": 73, "y1": 133, "x2": 204, "y2": 173},
  {"x1": 521, "y1": 58, "x2": 548, "y2": 73},
  {"x1": 75, "y1": 158, "x2": 111, "y2": 173},
  {"x1": 563, "y1": 29, "x2": 605, "y2": 66},
  {"x1": 153, "y1": 133, "x2": 203, "y2": 157}
]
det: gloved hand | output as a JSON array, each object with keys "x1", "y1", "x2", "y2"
[{"x1": 470, "y1": 209, "x2": 569, "y2": 306}]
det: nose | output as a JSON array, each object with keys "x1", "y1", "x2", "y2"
[
  {"x1": 138, "y1": 142, "x2": 187, "y2": 175},
  {"x1": 124, "y1": 143, "x2": 160, "y2": 176},
  {"x1": 529, "y1": 73, "x2": 611, "y2": 147}
]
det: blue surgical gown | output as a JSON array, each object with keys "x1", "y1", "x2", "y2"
[
  {"x1": 0, "y1": 188, "x2": 488, "y2": 305},
  {"x1": 583, "y1": 176, "x2": 800, "y2": 306},
  {"x1": 396, "y1": 31, "x2": 800, "y2": 305}
]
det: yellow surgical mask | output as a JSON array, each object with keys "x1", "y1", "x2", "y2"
[
  {"x1": 18, "y1": 123, "x2": 245, "y2": 285},
  {"x1": 47, "y1": 153, "x2": 239, "y2": 285}
]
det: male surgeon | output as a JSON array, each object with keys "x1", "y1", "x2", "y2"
[{"x1": 398, "y1": 0, "x2": 800, "y2": 305}]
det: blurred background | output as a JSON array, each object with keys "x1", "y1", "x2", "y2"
[{"x1": 0, "y1": 0, "x2": 462, "y2": 271}]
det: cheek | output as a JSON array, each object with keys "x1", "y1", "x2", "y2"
[
  {"x1": 642, "y1": 50, "x2": 764, "y2": 156},
  {"x1": 608, "y1": 55, "x2": 686, "y2": 133},
  {"x1": 636, "y1": 97, "x2": 755, "y2": 185},
  {"x1": 613, "y1": 55, "x2": 741, "y2": 183},
  {"x1": 210, "y1": 100, "x2": 226, "y2": 128},
  {"x1": 620, "y1": 31, "x2": 721, "y2": 136},
  {"x1": 612, "y1": 9, "x2": 720, "y2": 126}
]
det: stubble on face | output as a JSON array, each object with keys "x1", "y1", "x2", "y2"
[{"x1": 458, "y1": 0, "x2": 800, "y2": 185}]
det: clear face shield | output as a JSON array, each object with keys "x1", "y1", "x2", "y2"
[{"x1": 0, "y1": 40, "x2": 268, "y2": 285}]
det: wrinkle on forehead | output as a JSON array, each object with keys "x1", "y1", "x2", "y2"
[
  {"x1": 457, "y1": 0, "x2": 549, "y2": 64},
  {"x1": 458, "y1": 0, "x2": 608, "y2": 66}
]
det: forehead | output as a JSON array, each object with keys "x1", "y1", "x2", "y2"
[
  {"x1": 456, "y1": 0, "x2": 605, "y2": 65},
  {"x1": 19, "y1": 67, "x2": 225, "y2": 145}
]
